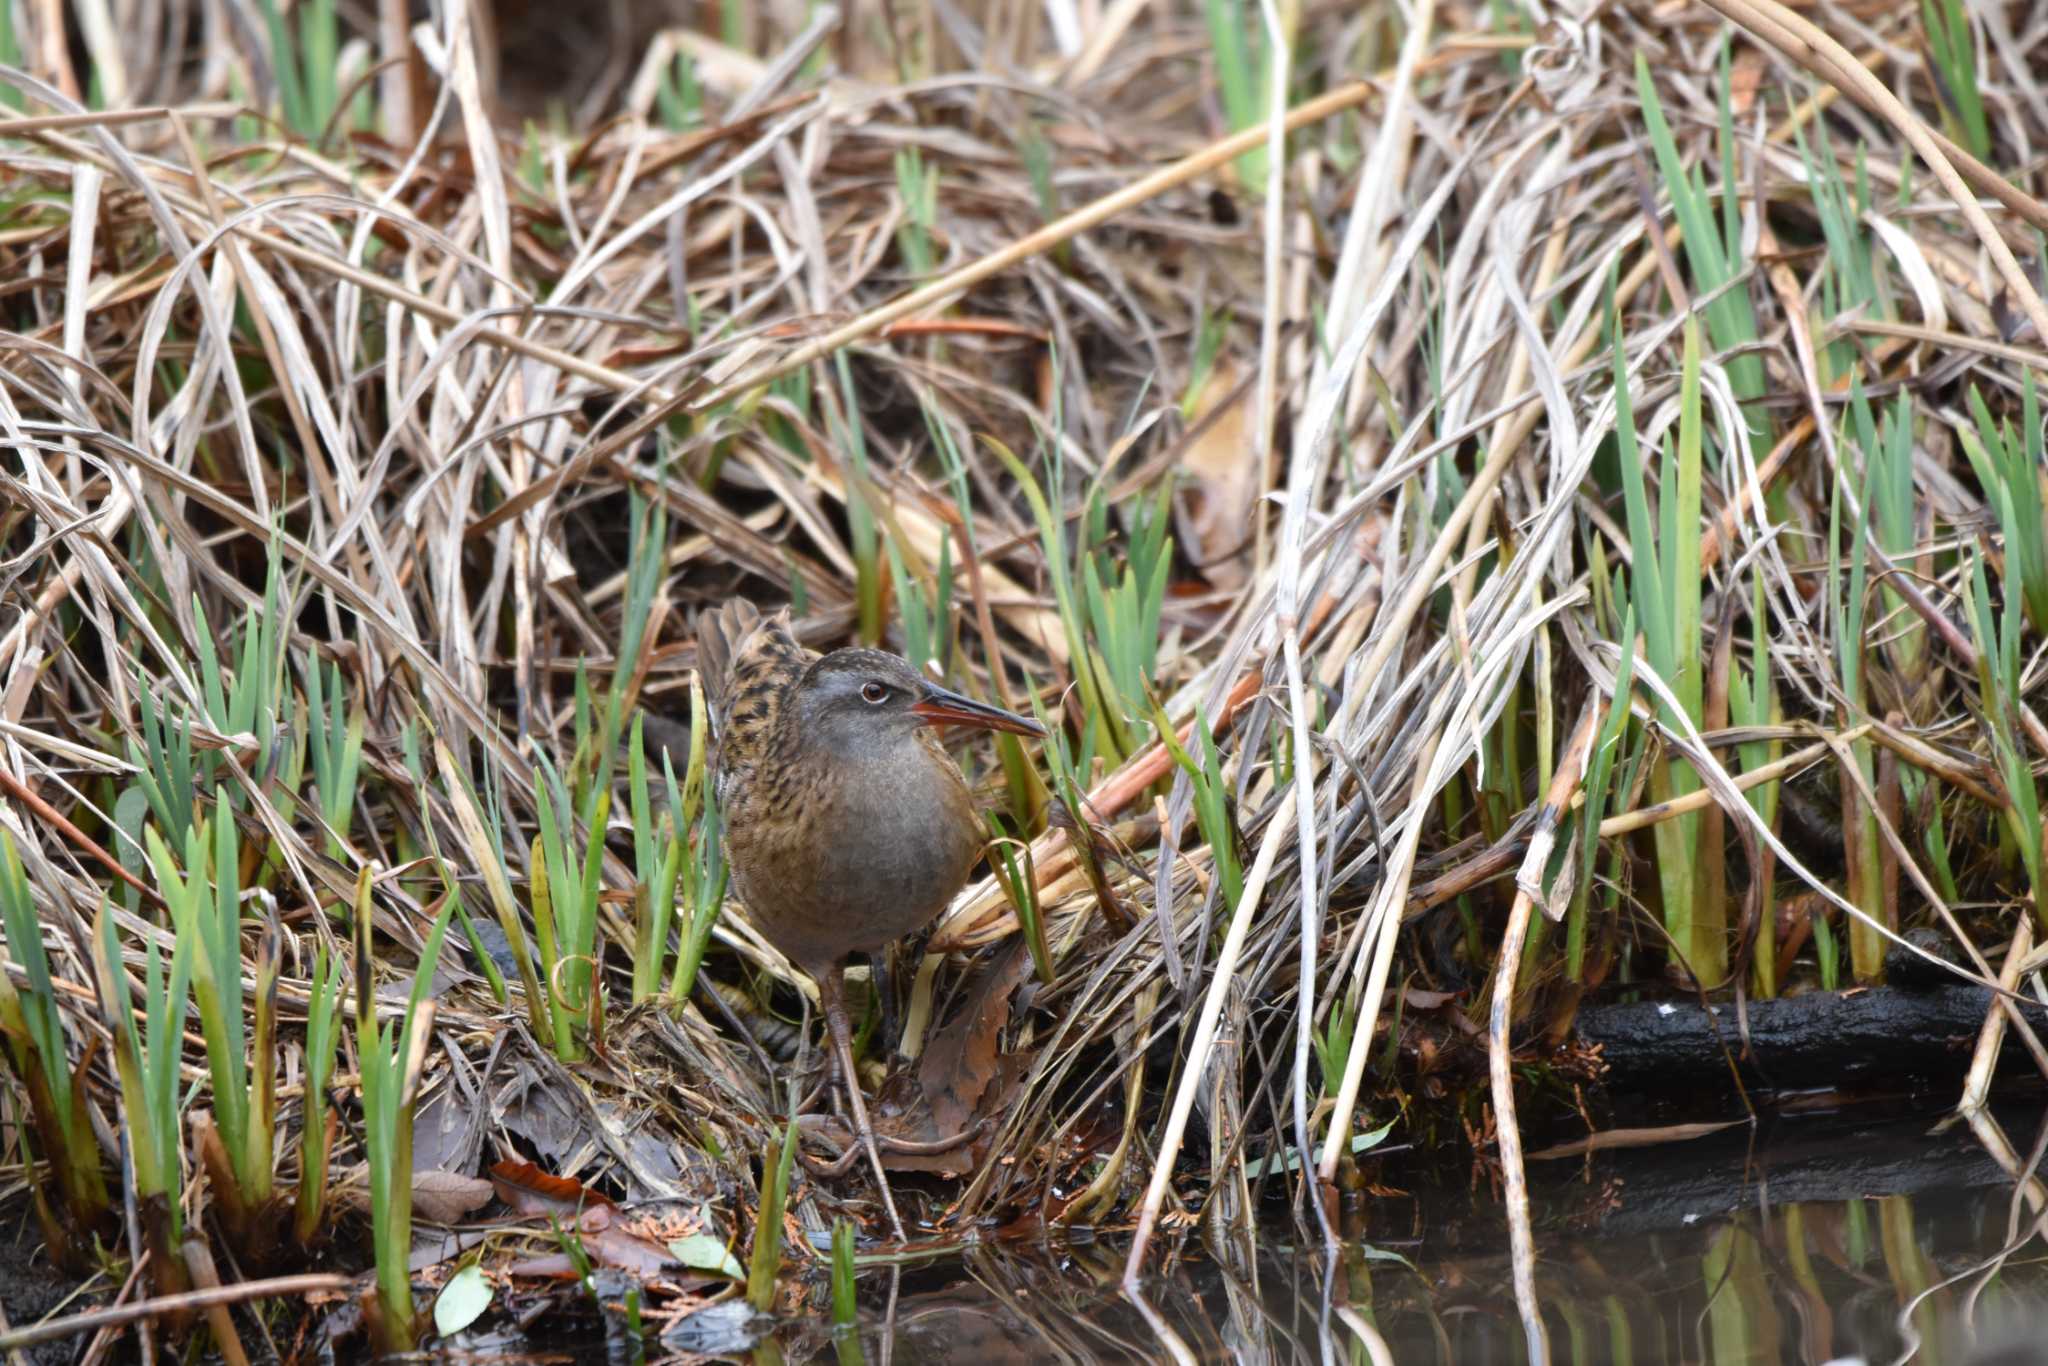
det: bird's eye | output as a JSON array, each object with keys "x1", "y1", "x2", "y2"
[{"x1": 861, "y1": 681, "x2": 889, "y2": 704}]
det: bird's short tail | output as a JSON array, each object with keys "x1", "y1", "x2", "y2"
[
  {"x1": 696, "y1": 598, "x2": 801, "y2": 736},
  {"x1": 696, "y1": 598, "x2": 760, "y2": 724}
]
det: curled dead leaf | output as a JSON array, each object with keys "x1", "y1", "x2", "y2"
[
  {"x1": 328, "y1": 1166, "x2": 495, "y2": 1225},
  {"x1": 1173, "y1": 355, "x2": 1260, "y2": 591},
  {"x1": 813, "y1": 942, "x2": 1034, "y2": 1174},
  {"x1": 488, "y1": 1157, "x2": 614, "y2": 1216}
]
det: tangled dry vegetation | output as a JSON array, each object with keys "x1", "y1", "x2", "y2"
[{"x1": 1, "y1": 0, "x2": 2047, "y2": 1353}]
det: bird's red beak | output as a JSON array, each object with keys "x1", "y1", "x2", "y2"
[{"x1": 909, "y1": 684, "x2": 1047, "y2": 737}]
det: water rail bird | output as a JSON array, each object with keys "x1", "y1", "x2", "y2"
[{"x1": 698, "y1": 599, "x2": 1045, "y2": 1235}]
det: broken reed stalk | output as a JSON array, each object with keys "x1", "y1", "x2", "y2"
[
  {"x1": 1489, "y1": 705, "x2": 1599, "y2": 1363},
  {"x1": 1960, "y1": 918, "x2": 2034, "y2": 1117},
  {"x1": 0, "y1": 1275, "x2": 352, "y2": 1353}
]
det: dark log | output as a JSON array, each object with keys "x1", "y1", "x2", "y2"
[{"x1": 1573, "y1": 982, "x2": 2048, "y2": 1091}]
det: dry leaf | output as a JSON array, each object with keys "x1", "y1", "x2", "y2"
[
  {"x1": 1173, "y1": 355, "x2": 1261, "y2": 591},
  {"x1": 330, "y1": 1167, "x2": 494, "y2": 1224},
  {"x1": 488, "y1": 1158, "x2": 684, "y2": 1281},
  {"x1": 918, "y1": 940, "x2": 1033, "y2": 1140},
  {"x1": 813, "y1": 943, "x2": 1033, "y2": 1175},
  {"x1": 489, "y1": 1157, "x2": 613, "y2": 1215},
  {"x1": 411, "y1": 1171, "x2": 497, "y2": 1224}
]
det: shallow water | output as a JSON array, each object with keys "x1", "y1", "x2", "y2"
[{"x1": 498, "y1": 1099, "x2": 2048, "y2": 1364}]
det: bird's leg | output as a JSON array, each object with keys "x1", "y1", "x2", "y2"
[
  {"x1": 793, "y1": 991, "x2": 837, "y2": 1117},
  {"x1": 818, "y1": 963, "x2": 907, "y2": 1241},
  {"x1": 793, "y1": 989, "x2": 812, "y2": 1090},
  {"x1": 869, "y1": 947, "x2": 898, "y2": 1062}
]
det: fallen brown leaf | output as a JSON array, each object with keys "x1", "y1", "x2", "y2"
[
  {"x1": 486, "y1": 1157, "x2": 685, "y2": 1280},
  {"x1": 489, "y1": 1157, "x2": 613, "y2": 1215},
  {"x1": 1173, "y1": 354, "x2": 1261, "y2": 591},
  {"x1": 919, "y1": 940, "x2": 1034, "y2": 1140},
  {"x1": 812, "y1": 943, "x2": 1034, "y2": 1175},
  {"x1": 329, "y1": 1167, "x2": 495, "y2": 1224}
]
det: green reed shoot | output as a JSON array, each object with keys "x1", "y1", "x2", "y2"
[
  {"x1": 1567, "y1": 604, "x2": 1638, "y2": 981},
  {"x1": 532, "y1": 753, "x2": 611, "y2": 1061},
  {"x1": 92, "y1": 898, "x2": 193, "y2": 1294},
  {"x1": 609, "y1": 491, "x2": 668, "y2": 740},
  {"x1": 0, "y1": 831, "x2": 110, "y2": 1252},
  {"x1": 1613, "y1": 306, "x2": 1721, "y2": 984},
  {"x1": 552, "y1": 1216, "x2": 600, "y2": 1304},
  {"x1": 670, "y1": 755, "x2": 730, "y2": 1005},
  {"x1": 1964, "y1": 551, "x2": 2045, "y2": 931},
  {"x1": 1959, "y1": 378, "x2": 2048, "y2": 634},
  {"x1": 1900, "y1": 763, "x2": 1962, "y2": 907},
  {"x1": 986, "y1": 813, "x2": 1051, "y2": 985},
  {"x1": 192, "y1": 536, "x2": 286, "y2": 788},
  {"x1": 1157, "y1": 706, "x2": 1244, "y2": 914},
  {"x1": 1829, "y1": 433, "x2": 1888, "y2": 982},
  {"x1": 923, "y1": 397, "x2": 1045, "y2": 822},
  {"x1": 831, "y1": 1218, "x2": 858, "y2": 1322},
  {"x1": 655, "y1": 49, "x2": 702, "y2": 131},
  {"x1": 149, "y1": 796, "x2": 281, "y2": 1229},
  {"x1": 1855, "y1": 386, "x2": 1926, "y2": 685},
  {"x1": 1179, "y1": 308, "x2": 1231, "y2": 419},
  {"x1": 630, "y1": 715, "x2": 687, "y2": 1004},
  {"x1": 1636, "y1": 46, "x2": 1765, "y2": 441},
  {"x1": 830, "y1": 357, "x2": 885, "y2": 646},
  {"x1": 562, "y1": 490, "x2": 667, "y2": 813},
  {"x1": 1017, "y1": 122, "x2": 1067, "y2": 267},
  {"x1": 1482, "y1": 674, "x2": 1525, "y2": 846},
  {"x1": 1202, "y1": 0, "x2": 1270, "y2": 193},
  {"x1": 356, "y1": 894, "x2": 453, "y2": 1353},
  {"x1": 885, "y1": 530, "x2": 952, "y2": 679},
  {"x1": 0, "y1": 5, "x2": 20, "y2": 110},
  {"x1": 758, "y1": 368, "x2": 813, "y2": 470},
  {"x1": 746, "y1": 1103, "x2": 800, "y2": 1312},
  {"x1": 1922, "y1": 0, "x2": 1990, "y2": 161},
  {"x1": 131, "y1": 680, "x2": 197, "y2": 846},
  {"x1": 894, "y1": 147, "x2": 939, "y2": 279},
  {"x1": 1730, "y1": 576, "x2": 1783, "y2": 997},
  {"x1": 1312, "y1": 995, "x2": 1357, "y2": 1099},
  {"x1": 1035, "y1": 699, "x2": 1133, "y2": 931},
  {"x1": 1080, "y1": 482, "x2": 1174, "y2": 758},
  {"x1": 989, "y1": 436, "x2": 1128, "y2": 764},
  {"x1": 1812, "y1": 893, "x2": 1843, "y2": 991},
  {"x1": 294, "y1": 932, "x2": 345, "y2": 1246},
  {"x1": 623, "y1": 1285, "x2": 647, "y2": 1364},
  {"x1": 831, "y1": 1217, "x2": 864, "y2": 1365},
  {"x1": 441, "y1": 739, "x2": 548, "y2": 1037},
  {"x1": 255, "y1": 0, "x2": 362, "y2": 142},
  {"x1": 1795, "y1": 118, "x2": 1882, "y2": 382},
  {"x1": 304, "y1": 656, "x2": 364, "y2": 856}
]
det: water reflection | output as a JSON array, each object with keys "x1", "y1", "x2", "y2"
[{"x1": 775, "y1": 1102, "x2": 2048, "y2": 1365}]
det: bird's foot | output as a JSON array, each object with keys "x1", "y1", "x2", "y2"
[
  {"x1": 874, "y1": 1118, "x2": 988, "y2": 1155},
  {"x1": 795, "y1": 1114, "x2": 990, "y2": 1174},
  {"x1": 798, "y1": 1137, "x2": 865, "y2": 1179}
]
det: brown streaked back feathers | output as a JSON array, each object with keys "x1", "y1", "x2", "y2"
[{"x1": 697, "y1": 602, "x2": 804, "y2": 729}]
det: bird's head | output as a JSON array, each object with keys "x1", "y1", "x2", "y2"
[{"x1": 796, "y1": 648, "x2": 1046, "y2": 756}]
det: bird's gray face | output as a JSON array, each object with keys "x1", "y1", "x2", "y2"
[
  {"x1": 798, "y1": 650, "x2": 928, "y2": 754},
  {"x1": 797, "y1": 648, "x2": 1046, "y2": 758}
]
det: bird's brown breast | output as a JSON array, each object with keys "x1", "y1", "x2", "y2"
[{"x1": 722, "y1": 728, "x2": 983, "y2": 974}]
